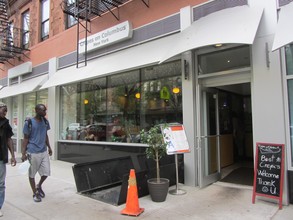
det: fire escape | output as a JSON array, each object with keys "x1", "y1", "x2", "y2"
[
  {"x1": 0, "y1": 0, "x2": 30, "y2": 65},
  {"x1": 61, "y1": 0, "x2": 149, "y2": 68}
]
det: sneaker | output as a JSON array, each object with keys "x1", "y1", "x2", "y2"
[
  {"x1": 0, "y1": 209, "x2": 3, "y2": 217},
  {"x1": 36, "y1": 185, "x2": 45, "y2": 198},
  {"x1": 33, "y1": 193, "x2": 42, "y2": 202}
]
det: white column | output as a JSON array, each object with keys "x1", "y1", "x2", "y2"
[
  {"x1": 47, "y1": 57, "x2": 59, "y2": 160},
  {"x1": 180, "y1": 6, "x2": 198, "y2": 186}
]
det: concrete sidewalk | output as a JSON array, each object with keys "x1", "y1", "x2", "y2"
[{"x1": 2, "y1": 158, "x2": 293, "y2": 220}]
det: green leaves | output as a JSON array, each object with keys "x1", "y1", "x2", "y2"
[{"x1": 140, "y1": 124, "x2": 168, "y2": 161}]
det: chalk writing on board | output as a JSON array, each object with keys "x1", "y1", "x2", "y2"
[
  {"x1": 252, "y1": 142, "x2": 284, "y2": 209},
  {"x1": 255, "y1": 144, "x2": 282, "y2": 197}
]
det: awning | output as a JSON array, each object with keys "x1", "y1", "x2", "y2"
[
  {"x1": 0, "y1": 75, "x2": 48, "y2": 99},
  {"x1": 41, "y1": 34, "x2": 178, "y2": 89},
  {"x1": 272, "y1": 3, "x2": 293, "y2": 51},
  {"x1": 160, "y1": 5, "x2": 264, "y2": 63}
]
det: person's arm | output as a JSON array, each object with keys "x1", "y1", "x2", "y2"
[
  {"x1": 21, "y1": 134, "x2": 29, "y2": 162},
  {"x1": 46, "y1": 133, "x2": 52, "y2": 156},
  {"x1": 7, "y1": 137, "x2": 16, "y2": 166}
]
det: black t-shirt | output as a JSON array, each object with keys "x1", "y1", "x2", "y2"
[{"x1": 0, "y1": 118, "x2": 14, "y2": 163}]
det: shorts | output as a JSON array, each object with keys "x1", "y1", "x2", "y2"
[{"x1": 28, "y1": 151, "x2": 51, "y2": 178}]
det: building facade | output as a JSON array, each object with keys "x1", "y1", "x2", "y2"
[{"x1": 1, "y1": 0, "x2": 293, "y2": 205}]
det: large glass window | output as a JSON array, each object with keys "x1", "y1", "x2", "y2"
[
  {"x1": 12, "y1": 97, "x2": 18, "y2": 138},
  {"x1": 23, "y1": 90, "x2": 48, "y2": 120},
  {"x1": 286, "y1": 45, "x2": 293, "y2": 75},
  {"x1": 286, "y1": 44, "x2": 293, "y2": 165},
  {"x1": 198, "y1": 46, "x2": 250, "y2": 74},
  {"x1": 22, "y1": 10, "x2": 30, "y2": 49},
  {"x1": 107, "y1": 71, "x2": 140, "y2": 142},
  {"x1": 60, "y1": 61, "x2": 182, "y2": 143},
  {"x1": 60, "y1": 84, "x2": 79, "y2": 140},
  {"x1": 141, "y1": 62, "x2": 182, "y2": 127},
  {"x1": 41, "y1": 0, "x2": 50, "y2": 41},
  {"x1": 288, "y1": 80, "x2": 293, "y2": 165}
]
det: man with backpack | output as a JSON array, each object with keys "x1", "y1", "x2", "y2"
[{"x1": 22, "y1": 104, "x2": 52, "y2": 202}]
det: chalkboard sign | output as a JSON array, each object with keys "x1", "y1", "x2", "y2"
[{"x1": 252, "y1": 142, "x2": 284, "y2": 209}]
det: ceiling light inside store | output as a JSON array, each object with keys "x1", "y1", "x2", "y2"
[
  {"x1": 135, "y1": 92, "x2": 141, "y2": 99},
  {"x1": 172, "y1": 87, "x2": 180, "y2": 94},
  {"x1": 214, "y1": 44, "x2": 223, "y2": 48}
]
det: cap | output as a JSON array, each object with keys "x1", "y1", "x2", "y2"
[{"x1": 0, "y1": 102, "x2": 7, "y2": 108}]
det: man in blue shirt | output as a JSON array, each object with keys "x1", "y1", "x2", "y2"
[{"x1": 22, "y1": 104, "x2": 52, "y2": 202}]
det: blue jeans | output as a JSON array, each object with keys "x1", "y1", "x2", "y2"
[{"x1": 0, "y1": 161, "x2": 6, "y2": 209}]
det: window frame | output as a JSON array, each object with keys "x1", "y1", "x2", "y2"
[
  {"x1": 59, "y1": 61, "x2": 183, "y2": 143},
  {"x1": 40, "y1": 0, "x2": 50, "y2": 41},
  {"x1": 21, "y1": 10, "x2": 30, "y2": 49},
  {"x1": 66, "y1": 0, "x2": 77, "y2": 29},
  {"x1": 284, "y1": 44, "x2": 293, "y2": 170}
]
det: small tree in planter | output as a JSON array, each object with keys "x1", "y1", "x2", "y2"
[{"x1": 140, "y1": 124, "x2": 170, "y2": 202}]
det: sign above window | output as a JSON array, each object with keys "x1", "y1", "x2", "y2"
[{"x1": 78, "y1": 21, "x2": 133, "y2": 54}]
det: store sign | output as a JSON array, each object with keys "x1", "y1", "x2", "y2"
[
  {"x1": 160, "y1": 86, "x2": 170, "y2": 100},
  {"x1": 78, "y1": 21, "x2": 133, "y2": 54}
]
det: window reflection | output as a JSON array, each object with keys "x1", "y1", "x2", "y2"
[
  {"x1": 107, "y1": 70, "x2": 140, "y2": 142},
  {"x1": 12, "y1": 97, "x2": 18, "y2": 138},
  {"x1": 288, "y1": 80, "x2": 293, "y2": 164},
  {"x1": 60, "y1": 61, "x2": 183, "y2": 143},
  {"x1": 285, "y1": 44, "x2": 293, "y2": 75},
  {"x1": 23, "y1": 90, "x2": 48, "y2": 120},
  {"x1": 198, "y1": 46, "x2": 250, "y2": 74},
  {"x1": 141, "y1": 62, "x2": 182, "y2": 128},
  {"x1": 286, "y1": 44, "x2": 293, "y2": 164}
]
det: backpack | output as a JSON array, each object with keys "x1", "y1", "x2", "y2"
[{"x1": 26, "y1": 117, "x2": 49, "y2": 134}]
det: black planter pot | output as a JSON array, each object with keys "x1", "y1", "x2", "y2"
[{"x1": 147, "y1": 178, "x2": 170, "y2": 202}]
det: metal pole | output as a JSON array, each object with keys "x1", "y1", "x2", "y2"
[{"x1": 169, "y1": 154, "x2": 186, "y2": 195}]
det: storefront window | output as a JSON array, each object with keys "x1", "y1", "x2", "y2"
[
  {"x1": 60, "y1": 78, "x2": 107, "y2": 141},
  {"x1": 12, "y1": 97, "x2": 18, "y2": 138},
  {"x1": 23, "y1": 93, "x2": 36, "y2": 119},
  {"x1": 286, "y1": 44, "x2": 293, "y2": 165},
  {"x1": 60, "y1": 84, "x2": 80, "y2": 140},
  {"x1": 288, "y1": 80, "x2": 293, "y2": 164},
  {"x1": 107, "y1": 71, "x2": 140, "y2": 142},
  {"x1": 141, "y1": 62, "x2": 182, "y2": 127},
  {"x1": 60, "y1": 61, "x2": 182, "y2": 143},
  {"x1": 285, "y1": 44, "x2": 293, "y2": 75},
  {"x1": 23, "y1": 90, "x2": 48, "y2": 120},
  {"x1": 198, "y1": 46, "x2": 250, "y2": 74},
  {"x1": 37, "y1": 90, "x2": 48, "y2": 106}
]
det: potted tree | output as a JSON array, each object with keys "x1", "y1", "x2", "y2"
[{"x1": 140, "y1": 124, "x2": 170, "y2": 202}]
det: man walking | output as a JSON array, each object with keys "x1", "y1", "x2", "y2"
[
  {"x1": 0, "y1": 102, "x2": 16, "y2": 217},
  {"x1": 22, "y1": 104, "x2": 52, "y2": 202}
]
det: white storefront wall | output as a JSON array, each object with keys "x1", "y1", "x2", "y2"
[
  {"x1": 2, "y1": 0, "x2": 292, "y2": 205},
  {"x1": 249, "y1": 0, "x2": 288, "y2": 204},
  {"x1": 175, "y1": 0, "x2": 290, "y2": 204}
]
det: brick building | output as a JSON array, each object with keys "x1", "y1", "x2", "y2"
[{"x1": 1, "y1": 0, "x2": 293, "y2": 206}]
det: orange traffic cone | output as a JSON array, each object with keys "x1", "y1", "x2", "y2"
[{"x1": 121, "y1": 169, "x2": 144, "y2": 216}]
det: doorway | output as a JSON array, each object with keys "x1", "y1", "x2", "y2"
[
  {"x1": 196, "y1": 45, "x2": 254, "y2": 187},
  {"x1": 198, "y1": 83, "x2": 254, "y2": 187},
  {"x1": 217, "y1": 83, "x2": 254, "y2": 186}
]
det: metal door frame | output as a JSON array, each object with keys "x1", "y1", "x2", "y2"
[{"x1": 197, "y1": 86, "x2": 221, "y2": 187}]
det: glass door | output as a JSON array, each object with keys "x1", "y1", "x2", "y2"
[{"x1": 197, "y1": 88, "x2": 221, "y2": 187}]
